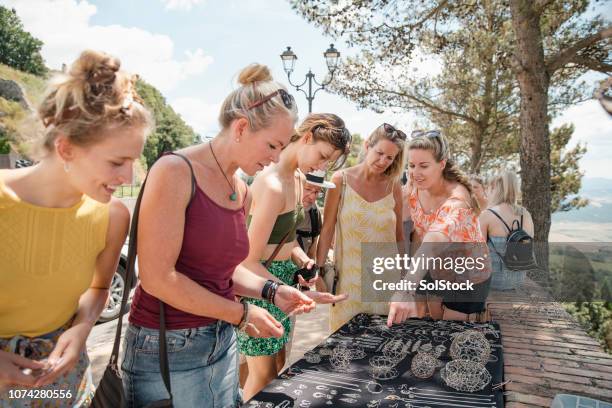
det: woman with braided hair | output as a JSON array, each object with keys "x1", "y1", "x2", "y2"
[
  {"x1": 239, "y1": 113, "x2": 351, "y2": 400},
  {"x1": 0, "y1": 50, "x2": 153, "y2": 406},
  {"x1": 400, "y1": 130, "x2": 491, "y2": 322}
]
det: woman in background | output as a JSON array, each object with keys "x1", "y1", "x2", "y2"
[
  {"x1": 469, "y1": 174, "x2": 488, "y2": 210},
  {"x1": 479, "y1": 170, "x2": 534, "y2": 290},
  {"x1": 316, "y1": 123, "x2": 409, "y2": 332}
]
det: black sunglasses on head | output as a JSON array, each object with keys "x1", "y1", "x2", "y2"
[
  {"x1": 410, "y1": 129, "x2": 441, "y2": 140},
  {"x1": 312, "y1": 124, "x2": 352, "y2": 154},
  {"x1": 247, "y1": 88, "x2": 295, "y2": 110},
  {"x1": 382, "y1": 123, "x2": 407, "y2": 141}
]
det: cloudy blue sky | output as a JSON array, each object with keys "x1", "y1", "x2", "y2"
[{"x1": 2, "y1": 0, "x2": 611, "y2": 179}]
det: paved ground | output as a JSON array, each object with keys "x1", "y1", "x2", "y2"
[{"x1": 87, "y1": 304, "x2": 331, "y2": 385}]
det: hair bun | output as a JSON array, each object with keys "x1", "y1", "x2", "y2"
[
  {"x1": 237, "y1": 64, "x2": 273, "y2": 85},
  {"x1": 70, "y1": 50, "x2": 120, "y2": 86}
]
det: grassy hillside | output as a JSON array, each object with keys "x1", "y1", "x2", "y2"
[
  {"x1": 0, "y1": 63, "x2": 47, "y2": 154},
  {"x1": 0, "y1": 63, "x2": 47, "y2": 106}
]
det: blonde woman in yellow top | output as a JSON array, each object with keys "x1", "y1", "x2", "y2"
[
  {"x1": 0, "y1": 50, "x2": 152, "y2": 406},
  {"x1": 316, "y1": 124, "x2": 412, "y2": 332}
]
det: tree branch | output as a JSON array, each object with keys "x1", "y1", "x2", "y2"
[
  {"x1": 569, "y1": 56, "x2": 612, "y2": 73},
  {"x1": 376, "y1": 87, "x2": 479, "y2": 125},
  {"x1": 546, "y1": 27, "x2": 612, "y2": 74},
  {"x1": 533, "y1": 0, "x2": 555, "y2": 16}
]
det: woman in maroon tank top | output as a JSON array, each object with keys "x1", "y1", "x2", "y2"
[{"x1": 121, "y1": 64, "x2": 317, "y2": 408}]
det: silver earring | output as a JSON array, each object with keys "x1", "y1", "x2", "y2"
[{"x1": 63, "y1": 162, "x2": 70, "y2": 172}]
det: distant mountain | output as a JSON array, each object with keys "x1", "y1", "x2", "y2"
[{"x1": 553, "y1": 177, "x2": 612, "y2": 223}]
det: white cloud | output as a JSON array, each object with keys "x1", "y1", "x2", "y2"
[
  {"x1": 1, "y1": 0, "x2": 213, "y2": 92},
  {"x1": 161, "y1": 0, "x2": 204, "y2": 11},
  {"x1": 171, "y1": 97, "x2": 221, "y2": 137},
  {"x1": 552, "y1": 100, "x2": 612, "y2": 179}
]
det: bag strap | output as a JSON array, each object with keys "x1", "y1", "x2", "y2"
[
  {"x1": 156, "y1": 152, "x2": 197, "y2": 400},
  {"x1": 335, "y1": 171, "x2": 347, "y2": 249},
  {"x1": 512, "y1": 213, "x2": 524, "y2": 231},
  {"x1": 264, "y1": 230, "x2": 291, "y2": 269},
  {"x1": 487, "y1": 208, "x2": 512, "y2": 234},
  {"x1": 109, "y1": 151, "x2": 195, "y2": 402},
  {"x1": 331, "y1": 172, "x2": 347, "y2": 302},
  {"x1": 109, "y1": 171, "x2": 145, "y2": 364}
]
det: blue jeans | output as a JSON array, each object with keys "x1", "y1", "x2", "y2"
[{"x1": 121, "y1": 321, "x2": 241, "y2": 408}]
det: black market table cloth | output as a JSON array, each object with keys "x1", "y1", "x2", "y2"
[{"x1": 246, "y1": 313, "x2": 504, "y2": 408}]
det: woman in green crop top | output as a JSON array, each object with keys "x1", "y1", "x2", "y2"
[{"x1": 239, "y1": 113, "x2": 352, "y2": 400}]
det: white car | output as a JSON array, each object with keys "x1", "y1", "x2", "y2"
[{"x1": 98, "y1": 241, "x2": 138, "y2": 322}]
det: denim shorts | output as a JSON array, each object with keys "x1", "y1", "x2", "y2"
[{"x1": 121, "y1": 320, "x2": 241, "y2": 408}]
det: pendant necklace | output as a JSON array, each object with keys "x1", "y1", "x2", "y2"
[{"x1": 209, "y1": 142, "x2": 237, "y2": 201}]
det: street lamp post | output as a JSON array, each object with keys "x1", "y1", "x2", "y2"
[{"x1": 280, "y1": 44, "x2": 340, "y2": 113}]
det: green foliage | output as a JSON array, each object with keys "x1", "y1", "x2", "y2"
[
  {"x1": 564, "y1": 301, "x2": 612, "y2": 353},
  {"x1": 0, "y1": 6, "x2": 46, "y2": 75},
  {"x1": 344, "y1": 132, "x2": 363, "y2": 168},
  {"x1": 0, "y1": 63, "x2": 47, "y2": 106},
  {"x1": 550, "y1": 124, "x2": 589, "y2": 212},
  {"x1": 135, "y1": 79, "x2": 199, "y2": 169},
  {"x1": 0, "y1": 96, "x2": 26, "y2": 154},
  {"x1": 0, "y1": 129, "x2": 10, "y2": 154}
]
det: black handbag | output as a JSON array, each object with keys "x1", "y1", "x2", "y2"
[{"x1": 92, "y1": 152, "x2": 197, "y2": 407}]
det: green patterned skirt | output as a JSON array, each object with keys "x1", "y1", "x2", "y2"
[{"x1": 237, "y1": 260, "x2": 297, "y2": 356}]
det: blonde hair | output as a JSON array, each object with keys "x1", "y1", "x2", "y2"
[
  {"x1": 219, "y1": 63, "x2": 298, "y2": 131},
  {"x1": 408, "y1": 132, "x2": 480, "y2": 213},
  {"x1": 33, "y1": 50, "x2": 153, "y2": 158},
  {"x1": 364, "y1": 124, "x2": 407, "y2": 180},
  {"x1": 294, "y1": 113, "x2": 351, "y2": 170},
  {"x1": 468, "y1": 174, "x2": 485, "y2": 187},
  {"x1": 487, "y1": 170, "x2": 522, "y2": 214}
]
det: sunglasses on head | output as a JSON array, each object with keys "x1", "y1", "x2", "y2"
[
  {"x1": 247, "y1": 88, "x2": 295, "y2": 111},
  {"x1": 382, "y1": 123, "x2": 407, "y2": 141},
  {"x1": 312, "y1": 124, "x2": 352, "y2": 153},
  {"x1": 410, "y1": 129, "x2": 441, "y2": 140}
]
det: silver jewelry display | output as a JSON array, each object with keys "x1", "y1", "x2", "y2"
[
  {"x1": 347, "y1": 344, "x2": 367, "y2": 360},
  {"x1": 382, "y1": 339, "x2": 410, "y2": 363},
  {"x1": 368, "y1": 355, "x2": 400, "y2": 380},
  {"x1": 410, "y1": 352, "x2": 439, "y2": 379},
  {"x1": 339, "y1": 397, "x2": 358, "y2": 404},
  {"x1": 450, "y1": 330, "x2": 491, "y2": 365},
  {"x1": 329, "y1": 345, "x2": 353, "y2": 371},
  {"x1": 434, "y1": 344, "x2": 447, "y2": 357},
  {"x1": 318, "y1": 347, "x2": 333, "y2": 356},
  {"x1": 304, "y1": 351, "x2": 321, "y2": 364},
  {"x1": 441, "y1": 360, "x2": 492, "y2": 392},
  {"x1": 369, "y1": 367, "x2": 399, "y2": 381}
]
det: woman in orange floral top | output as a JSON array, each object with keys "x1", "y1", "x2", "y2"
[{"x1": 400, "y1": 130, "x2": 491, "y2": 322}]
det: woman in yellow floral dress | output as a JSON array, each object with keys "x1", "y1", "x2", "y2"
[{"x1": 316, "y1": 124, "x2": 411, "y2": 332}]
